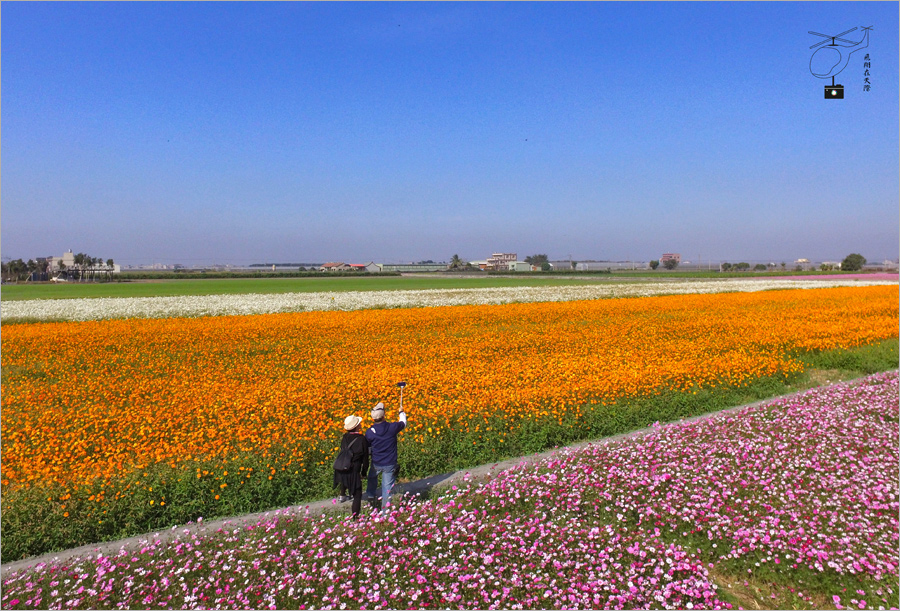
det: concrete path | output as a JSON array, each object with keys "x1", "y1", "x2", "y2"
[{"x1": 0, "y1": 374, "x2": 878, "y2": 578}]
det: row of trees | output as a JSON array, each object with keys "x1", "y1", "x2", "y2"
[
  {"x1": 1, "y1": 253, "x2": 115, "y2": 282},
  {"x1": 648, "y1": 259, "x2": 679, "y2": 270},
  {"x1": 440, "y1": 253, "x2": 869, "y2": 275},
  {"x1": 62, "y1": 253, "x2": 116, "y2": 281},
  {"x1": 720, "y1": 254, "x2": 867, "y2": 273},
  {"x1": 2, "y1": 258, "x2": 49, "y2": 282},
  {"x1": 721, "y1": 262, "x2": 769, "y2": 272}
]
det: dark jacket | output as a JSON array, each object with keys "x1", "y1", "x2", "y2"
[
  {"x1": 333, "y1": 432, "x2": 370, "y2": 492},
  {"x1": 365, "y1": 420, "x2": 406, "y2": 466}
]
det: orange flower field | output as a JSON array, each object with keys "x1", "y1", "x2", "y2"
[{"x1": 1, "y1": 285, "x2": 897, "y2": 559}]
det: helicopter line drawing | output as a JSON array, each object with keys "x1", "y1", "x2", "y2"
[{"x1": 808, "y1": 26, "x2": 870, "y2": 98}]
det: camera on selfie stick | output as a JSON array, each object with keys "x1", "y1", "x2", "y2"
[{"x1": 396, "y1": 381, "x2": 407, "y2": 411}]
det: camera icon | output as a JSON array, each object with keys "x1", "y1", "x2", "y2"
[{"x1": 824, "y1": 85, "x2": 844, "y2": 99}]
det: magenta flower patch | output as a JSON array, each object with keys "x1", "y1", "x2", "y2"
[{"x1": 2, "y1": 373, "x2": 896, "y2": 610}]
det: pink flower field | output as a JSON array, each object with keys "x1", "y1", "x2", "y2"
[
  {"x1": 2, "y1": 372, "x2": 897, "y2": 610},
  {"x1": 774, "y1": 273, "x2": 899, "y2": 282}
]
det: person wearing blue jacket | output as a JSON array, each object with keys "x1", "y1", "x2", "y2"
[{"x1": 364, "y1": 401, "x2": 406, "y2": 514}]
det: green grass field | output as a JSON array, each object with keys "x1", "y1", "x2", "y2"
[
  {"x1": 4, "y1": 268, "x2": 881, "y2": 302},
  {"x1": 0, "y1": 275, "x2": 641, "y2": 301}
]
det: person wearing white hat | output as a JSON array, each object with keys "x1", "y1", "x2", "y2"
[
  {"x1": 332, "y1": 414, "x2": 370, "y2": 518},
  {"x1": 364, "y1": 400, "x2": 407, "y2": 514}
]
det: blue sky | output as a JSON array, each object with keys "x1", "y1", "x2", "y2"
[{"x1": 2, "y1": 2, "x2": 897, "y2": 266}]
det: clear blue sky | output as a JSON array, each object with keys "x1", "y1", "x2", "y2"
[{"x1": 2, "y1": 2, "x2": 898, "y2": 265}]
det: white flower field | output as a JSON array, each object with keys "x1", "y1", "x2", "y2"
[{"x1": 2, "y1": 277, "x2": 896, "y2": 323}]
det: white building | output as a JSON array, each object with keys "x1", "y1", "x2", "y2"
[
  {"x1": 486, "y1": 253, "x2": 517, "y2": 271},
  {"x1": 508, "y1": 261, "x2": 533, "y2": 272},
  {"x1": 46, "y1": 250, "x2": 76, "y2": 271}
]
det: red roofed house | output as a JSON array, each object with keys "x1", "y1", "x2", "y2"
[{"x1": 660, "y1": 253, "x2": 681, "y2": 265}]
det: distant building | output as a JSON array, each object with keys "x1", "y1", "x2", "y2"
[
  {"x1": 507, "y1": 261, "x2": 532, "y2": 272},
  {"x1": 862, "y1": 260, "x2": 900, "y2": 272},
  {"x1": 486, "y1": 253, "x2": 517, "y2": 271},
  {"x1": 576, "y1": 262, "x2": 613, "y2": 271},
  {"x1": 660, "y1": 253, "x2": 681, "y2": 265},
  {"x1": 46, "y1": 250, "x2": 76, "y2": 271},
  {"x1": 340, "y1": 263, "x2": 382, "y2": 272},
  {"x1": 550, "y1": 260, "x2": 577, "y2": 271},
  {"x1": 45, "y1": 250, "x2": 120, "y2": 276},
  {"x1": 379, "y1": 263, "x2": 447, "y2": 272},
  {"x1": 320, "y1": 262, "x2": 352, "y2": 272}
]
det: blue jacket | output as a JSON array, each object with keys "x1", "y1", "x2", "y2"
[{"x1": 365, "y1": 420, "x2": 406, "y2": 466}]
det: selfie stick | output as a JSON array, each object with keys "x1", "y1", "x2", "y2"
[{"x1": 396, "y1": 381, "x2": 407, "y2": 411}]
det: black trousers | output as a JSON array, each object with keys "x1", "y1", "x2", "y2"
[{"x1": 339, "y1": 480, "x2": 364, "y2": 517}]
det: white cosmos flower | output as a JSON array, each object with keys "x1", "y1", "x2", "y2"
[{"x1": 1, "y1": 278, "x2": 895, "y2": 323}]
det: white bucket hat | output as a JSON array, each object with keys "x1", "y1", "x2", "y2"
[
  {"x1": 370, "y1": 401, "x2": 386, "y2": 420},
  {"x1": 343, "y1": 415, "x2": 362, "y2": 431}
]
